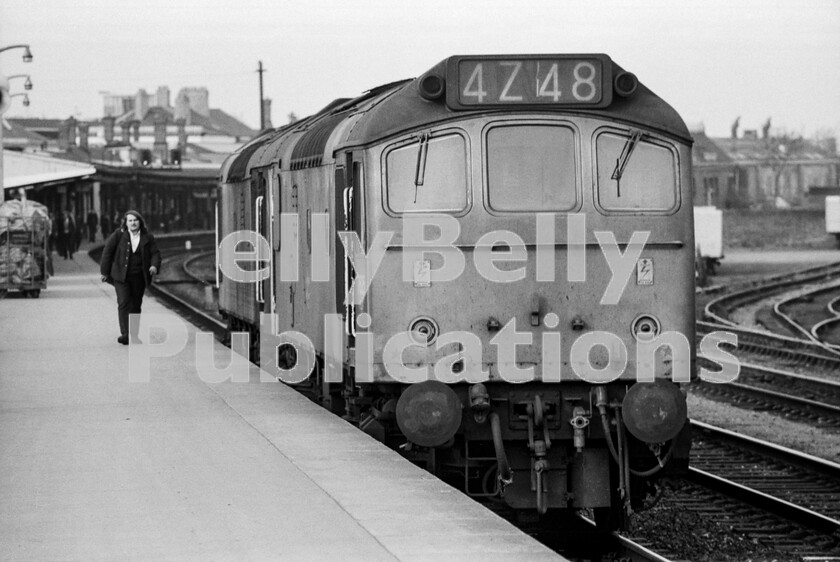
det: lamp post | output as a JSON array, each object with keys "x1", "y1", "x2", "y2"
[
  {"x1": 1, "y1": 43, "x2": 34, "y2": 203},
  {"x1": 0, "y1": 44, "x2": 33, "y2": 62},
  {"x1": 9, "y1": 93, "x2": 30, "y2": 107},
  {"x1": 7, "y1": 75, "x2": 33, "y2": 90},
  {"x1": 0, "y1": 92, "x2": 31, "y2": 203}
]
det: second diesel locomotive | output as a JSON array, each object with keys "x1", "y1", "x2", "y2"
[{"x1": 217, "y1": 54, "x2": 694, "y2": 529}]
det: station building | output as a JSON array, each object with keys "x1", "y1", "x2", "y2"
[
  {"x1": 2, "y1": 85, "x2": 259, "y2": 235},
  {"x1": 691, "y1": 123, "x2": 840, "y2": 209}
]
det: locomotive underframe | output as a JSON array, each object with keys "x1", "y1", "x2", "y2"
[
  {"x1": 261, "y1": 340, "x2": 689, "y2": 522},
  {"x1": 352, "y1": 380, "x2": 686, "y2": 516}
]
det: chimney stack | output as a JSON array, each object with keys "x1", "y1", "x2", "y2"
[
  {"x1": 135, "y1": 89, "x2": 149, "y2": 121},
  {"x1": 78, "y1": 122, "x2": 90, "y2": 151},
  {"x1": 174, "y1": 91, "x2": 190, "y2": 124},
  {"x1": 153, "y1": 114, "x2": 168, "y2": 164},
  {"x1": 176, "y1": 118, "x2": 187, "y2": 152},
  {"x1": 103, "y1": 116, "x2": 115, "y2": 144},
  {"x1": 262, "y1": 98, "x2": 273, "y2": 129},
  {"x1": 156, "y1": 86, "x2": 171, "y2": 108},
  {"x1": 60, "y1": 117, "x2": 77, "y2": 150}
]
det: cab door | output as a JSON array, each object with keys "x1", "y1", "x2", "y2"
[
  {"x1": 252, "y1": 168, "x2": 270, "y2": 317},
  {"x1": 334, "y1": 154, "x2": 363, "y2": 339},
  {"x1": 272, "y1": 169, "x2": 299, "y2": 335}
]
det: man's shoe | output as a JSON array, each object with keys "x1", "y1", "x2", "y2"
[
  {"x1": 130, "y1": 338, "x2": 142, "y2": 345},
  {"x1": 117, "y1": 335, "x2": 129, "y2": 345}
]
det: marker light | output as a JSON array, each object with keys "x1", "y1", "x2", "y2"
[
  {"x1": 418, "y1": 73, "x2": 445, "y2": 101},
  {"x1": 614, "y1": 72, "x2": 638, "y2": 97}
]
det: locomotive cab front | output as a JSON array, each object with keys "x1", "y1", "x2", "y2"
[{"x1": 342, "y1": 56, "x2": 695, "y2": 528}]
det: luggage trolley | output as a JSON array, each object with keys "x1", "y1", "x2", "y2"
[{"x1": 0, "y1": 209, "x2": 51, "y2": 299}]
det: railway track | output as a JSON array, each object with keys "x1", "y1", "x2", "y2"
[
  {"x1": 683, "y1": 421, "x2": 840, "y2": 557},
  {"x1": 662, "y1": 479, "x2": 840, "y2": 559},
  {"x1": 621, "y1": 422, "x2": 840, "y2": 559},
  {"x1": 692, "y1": 358, "x2": 840, "y2": 426},
  {"x1": 775, "y1": 282, "x2": 840, "y2": 350},
  {"x1": 576, "y1": 515, "x2": 678, "y2": 562},
  {"x1": 704, "y1": 261, "x2": 840, "y2": 328},
  {"x1": 703, "y1": 261, "x2": 840, "y2": 359},
  {"x1": 697, "y1": 319, "x2": 840, "y2": 372},
  {"x1": 816, "y1": 315, "x2": 840, "y2": 346},
  {"x1": 691, "y1": 421, "x2": 840, "y2": 526},
  {"x1": 150, "y1": 250, "x2": 226, "y2": 340}
]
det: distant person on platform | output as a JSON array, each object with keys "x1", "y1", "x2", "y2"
[
  {"x1": 100, "y1": 213, "x2": 112, "y2": 239},
  {"x1": 49, "y1": 213, "x2": 58, "y2": 256},
  {"x1": 100, "y1": 210, "x2": 162, "y2": 345},
  {"x1": 58, "y1": 210, "x2": 76, "y2": 259},
  {"x1": 87, "y1": 210, "x2": 98, "y2": 242},
  {"x1": 74, "y1": 212, "x2": 84, "y2": 251}
]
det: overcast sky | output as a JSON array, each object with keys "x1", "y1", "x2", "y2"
[{"x1": 2, "y1": 0, "x2": 838, "y2": 139}]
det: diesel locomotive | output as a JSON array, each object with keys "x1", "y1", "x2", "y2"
[{"x1": 217, "y1": 54, "x2": 694, "y2": 529}]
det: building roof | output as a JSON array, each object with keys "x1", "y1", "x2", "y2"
[
  {"x1": 207, "y1": 109, "x2": 256, "y2": 138},
  {"x1": 2, "y1": 118, "x2": 51, "y2": 148},
  {"x1": 5, "y1": 118, "x2": 65, "y2": 141},
  {"x1": 6, "y1": 117, "x2": 65, "y2": 130},
  {"x1": 112, "y1": 105, "x2": 257, "y2": 138},
  {"x1": 711, "y1": 136, "x2": 839, "y2": 163},
  {"x1": 2, "y1": 149, "x2": 96, "y2": 189},
  {"x1": 94, "y1": 163, "x2": 219, "y2": 190},
  {"x1": 691, "y1": 130, "x2": 733, "y2": 165}
]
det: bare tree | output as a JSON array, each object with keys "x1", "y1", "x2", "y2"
[{"x1": 765, "y1": 132, "x2": 805, "y2": 200}]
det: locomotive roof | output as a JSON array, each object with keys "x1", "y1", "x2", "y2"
[
  {"x1": 344, "y1": 56, "x2": 691, "y2": 147},
  {"x1": 221, "y1": 55, "x2": 691, "y2": 182}
]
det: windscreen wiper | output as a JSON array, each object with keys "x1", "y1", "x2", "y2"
[
  {"x1": 610, "y1": 129, "x2": 644, "y2": 197},
  {"x1": 413, "y1": 131, "x2": 430, "y2": 203}
]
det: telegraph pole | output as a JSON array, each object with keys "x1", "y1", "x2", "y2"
[{"x1": 257, "y1": 61, "x2": 266, "y2": 130}]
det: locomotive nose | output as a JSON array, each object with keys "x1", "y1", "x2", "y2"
[
  {"x1": 621, "y1": 380, "x2": 687, "y2": 443},
  {"x1": 396, "y1": 381, "x2": 462, "y2": 447}
]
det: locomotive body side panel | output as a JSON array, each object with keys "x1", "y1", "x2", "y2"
[{"x1": 218, "y1": 178, "x2": 260, "y2": 325}]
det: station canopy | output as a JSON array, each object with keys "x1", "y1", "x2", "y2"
[{"x1": 2, "y1": 149, "x2": 96, "y2": 190}]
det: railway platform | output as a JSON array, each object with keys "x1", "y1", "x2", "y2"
[{"x1": 0, "y1": 248, "x2": 562, "y2": 561}]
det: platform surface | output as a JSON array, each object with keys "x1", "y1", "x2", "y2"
[{"x1": 0, "y1": 249, "x2": 562, "y2": 561}]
